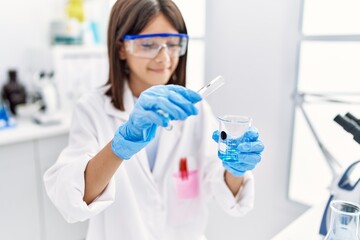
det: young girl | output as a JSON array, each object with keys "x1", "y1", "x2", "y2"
[{"x1": 44, "y1": 0, "x2": 264, "y2": 239}]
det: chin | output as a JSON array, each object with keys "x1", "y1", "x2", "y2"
[{"x1": 148, "y1": 75, "x2": 172, "y2": 85}]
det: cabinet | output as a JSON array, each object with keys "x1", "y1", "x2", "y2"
[
  {"x1": 0, "y1": 141, "x2": 42, "y2": 240},
  {"x1": 0, "y1": 132, "x2": 88, "y2": 240},
  {"x1": 36, "y1": 134, "x2": 88, "y2": 240}
]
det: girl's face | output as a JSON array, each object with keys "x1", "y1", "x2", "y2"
[{"x1": 120, "y1": 14, "x2": 180, "y2": 97}]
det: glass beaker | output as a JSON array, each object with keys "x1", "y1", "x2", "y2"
[
  {"x1": 217, "y1": 115, "x2": 252, "y2": 162},
  {"x1": 324, "y1": 200, "x2": 360, "y2": 240}
]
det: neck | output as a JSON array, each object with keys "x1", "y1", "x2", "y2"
[{"x1": 128, "y1": 79, "x2": 152, "y2": 97}]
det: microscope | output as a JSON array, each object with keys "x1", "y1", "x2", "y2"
[
  {"x1": 319, "y1": 112, "x2": 360, "y2": 235},
  {"x1": 32, "y1": 71, "x2": 62, "y2": 125}
]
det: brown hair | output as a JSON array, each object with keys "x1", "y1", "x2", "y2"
[{"x1": 105, "y1": 0, "x2": 188, "y2": 111}]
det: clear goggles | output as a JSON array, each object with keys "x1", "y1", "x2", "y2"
[{"x1": 122, "y1": 33, "x2": 189, "y2": 59}]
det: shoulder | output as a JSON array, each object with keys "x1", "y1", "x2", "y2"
[
  {"x1": 76, "y1": 86, "x2": 109, "y2": 112},
  {"x1": 70, "y1": 87, "x2": 112, "y2": 124}
]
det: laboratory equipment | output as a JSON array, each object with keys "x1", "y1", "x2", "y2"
[
  {"x1": 324, "y1": 200, "x2": 360, "y2": 240},
  {"x1": 50, "y1": 19, "x2": 83, "y2": 45},
  {"x1": 212, "y1": 126, "x2": 263, "y2": 176},
  {"x1": 292, "y1": 93, "x2": 360, "y2": 232},
  {"x1": 1, "y1": 69, "x2": 27, "y2": 115},
  {"x1": 162, "y1": 75, "x2": 225, "y2": 130},
  {"x1": 334, "y1": 113, "x2": 360, "y2": 144},
  {"x1": 0, "y1": 100, "x2": 16, "y2": 129},
  {"x1": 345, "y1": 113, "x2": 360, "y2": 126},
  {"x1": 32, "y1": 71, "x2": 62, "y2": 125},
  {"x1": 217, "y1": 115, "x2": 252, "y2": 161},
  {"x1": 197, "y1": 75, "x2": 225, "y2": 98},
  {"x1": 318, "y1": 112, "x2": 360, "y2": 236}
]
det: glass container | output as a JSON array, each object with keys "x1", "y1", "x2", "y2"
[{"x1": 324, "y1": 200, "x2": 360, "y2": 240}]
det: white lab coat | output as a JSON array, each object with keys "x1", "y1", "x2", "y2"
[{"x1": 44, "y1": 83, "x2": 255, "y2": 240}]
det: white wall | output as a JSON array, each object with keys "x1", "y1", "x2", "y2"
[
  {"x1": 204, "y1": 0, "x2": 308, "y2": 239},
  {"x1": 0, "y1": 0, "x2": 53, "y2": 89},
  {"x1": 0, "y1": 0, "x2": 108, "y2": 91}
]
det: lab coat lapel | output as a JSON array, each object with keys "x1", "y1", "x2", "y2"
[
  {"x1": 152, "y1": 121, "x2": 183, "y2": 179},
  {"x1": 135, "y1": 122, "x2": 184, "y2": 189},
  {"x1": 134, "y1": 148, "x2": 158, "y2": 190}
]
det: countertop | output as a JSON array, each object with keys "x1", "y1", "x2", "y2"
[
  {"x1": 271, "y1": 203, "x2": 326, "y2": 240},
  {"x1": 0, "y1": 114, "x2": 71, "y2": 146}
]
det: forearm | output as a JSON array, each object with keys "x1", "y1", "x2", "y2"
[
  {"x1": 83, "y1": 142, "x2": 122, "y2": 204},
  {"x1": 224, "y1": 170, "x2": 244, "y2": 196}
]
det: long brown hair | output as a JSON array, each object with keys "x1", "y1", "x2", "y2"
[{"x1": 105, "y1": 0, "x2": 188, "y2": 111}]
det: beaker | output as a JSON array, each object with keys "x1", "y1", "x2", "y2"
[
  {"x1": 324, "y1": 200, "x2": 360, "y2": 240},
  {"x1": 217, "y1": 115, "x2": 252, "y2": 162}
]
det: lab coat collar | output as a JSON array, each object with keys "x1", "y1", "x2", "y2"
[
  {"x1": 103, "y1": 81, "x2": 133, "y2": 121},
  {"x1": 152, "y1": 121, "x2": 183, "y2": 178}
]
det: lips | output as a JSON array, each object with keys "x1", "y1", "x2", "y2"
[{"x1": 149, "y1": 68, "x2": 171, "y2": 73}]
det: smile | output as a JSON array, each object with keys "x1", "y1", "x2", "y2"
[{"x1": 149, "y1": 68, "x2": 170, "y2": 73}]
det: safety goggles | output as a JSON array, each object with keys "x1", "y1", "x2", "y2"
[{"x1": 122, "y1": 33, "x2": 189, "y2": 59}]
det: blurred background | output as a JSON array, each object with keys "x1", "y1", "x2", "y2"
[{"x1": 1, "y1": 0, "x2": 359, "y2": 239}]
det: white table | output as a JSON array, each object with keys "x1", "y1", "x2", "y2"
[
  {"x1": 271, "y1": 203, "x2": 326, "y2": 240},
  {"x1": 0, "y1": 114, "x2": 71, "y2": 145}
]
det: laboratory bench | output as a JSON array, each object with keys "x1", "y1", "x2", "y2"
[
  {"x1": 0, "y1": 115, "x2": 71, "y2": 145},
  {"x1": 271, "y1": 203, "x2": 326, "y2": 240},
  {"x1": 0, "y1": 114, "x2": 88, "y2": 240}
]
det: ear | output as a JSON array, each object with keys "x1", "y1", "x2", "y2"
[{"x1": 118, "y1": 42, "x2": 127, "y2": 60}]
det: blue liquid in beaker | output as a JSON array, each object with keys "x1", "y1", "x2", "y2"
[{"x1": 218, "y1": 138, "x2": 239, "y2": 162}]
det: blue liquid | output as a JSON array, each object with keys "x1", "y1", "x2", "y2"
[{"x1": 218, "y1": 138, "x2": 239, "y2": 162}]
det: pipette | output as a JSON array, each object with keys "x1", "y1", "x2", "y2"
[
  {"x1": 160, "y1": 75, "x2": 225, "y2": 130},
  {"x1": 197, "y1": 75, "x2": 225, "y2": 98}
]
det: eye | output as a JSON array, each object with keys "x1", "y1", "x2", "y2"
[
  {"x1": 167, "y1": 43, "x2": 180, "y2": 49},
  {"x1": 166, "y1": 38, "x2": 180, "y2": 47},
  {"x1": 140, "y1": 43, "x2": 157, "y2": 49}
]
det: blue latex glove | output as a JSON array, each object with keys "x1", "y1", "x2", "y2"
[
  {"x1": 112, "y1": 85, "x2": 202, "y2": 160},
  {"x1": 212, "y1": 127, "x2": 264, "y2": 176}
]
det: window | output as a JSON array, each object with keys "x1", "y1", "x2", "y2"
[{"x1": 289, "y1": 0, "x2": 360, "y2": 206}]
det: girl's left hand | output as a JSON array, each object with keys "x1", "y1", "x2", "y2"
[{"x1": 212, "y1": 127, "x2": 264, "y2": 176}]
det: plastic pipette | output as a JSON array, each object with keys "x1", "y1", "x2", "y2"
[{"x1": 161, "y1": 75, "x2": 225, "y2": 130}]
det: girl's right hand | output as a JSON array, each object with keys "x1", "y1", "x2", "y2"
[{"x1": 111, "y1": 85, "x2": 202, "y2": 160}]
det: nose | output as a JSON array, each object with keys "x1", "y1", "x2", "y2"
[{"x1": 154, "y1": 44, "x2": 171, "y2": 62}]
